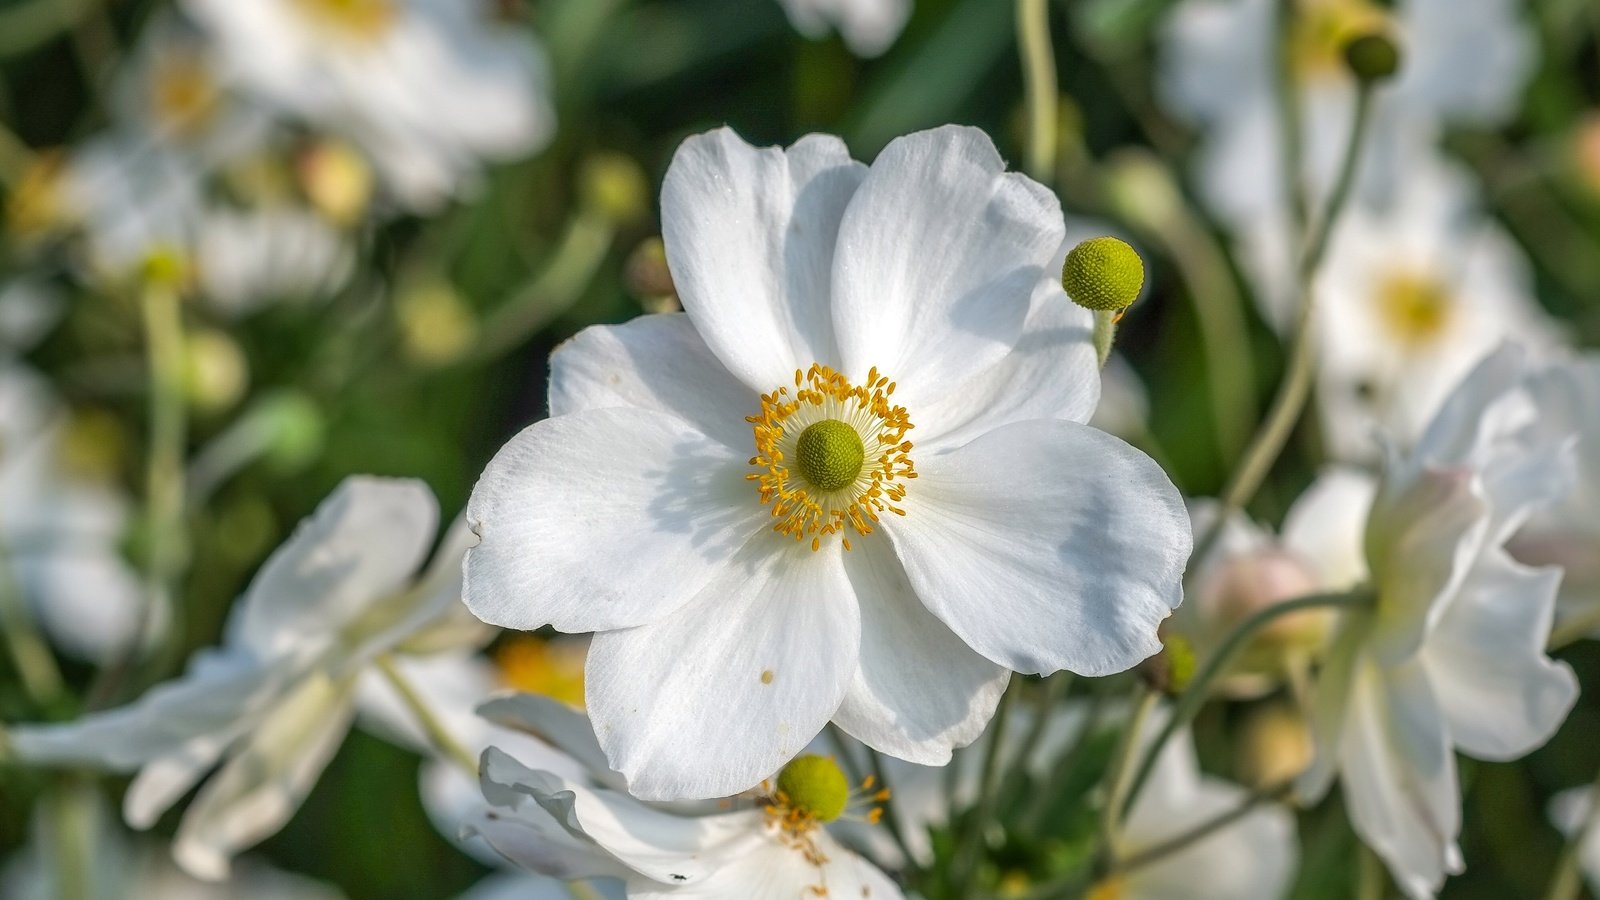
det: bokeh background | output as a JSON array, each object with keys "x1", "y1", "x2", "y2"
[{"x1": 1, "y1": 0, "x2": 1599, "y2": 897}]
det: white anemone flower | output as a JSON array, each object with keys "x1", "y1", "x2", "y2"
[
  {"x1": 195, "y1": 205, "x2": 354, "y2": 316},
  {"x1": 57, "y1": 135, "x2": 202, "y2": 281},
  {"x1": 1297, "y1": 345, "x2": 1580, "y2": 898},
  {"x1": 776, "y1": 0, "x2": 912, "y2": 58},
  {"x1": 1310, "y1": 157, "x2": 1562, "y2": 459},
  {"x1": 0, "y1": 361, "x2": 144, "y2": 663},
  {"x1": 7, "y1": 476, "x2": 484, "y2": 880},
  {"x1": 1157, "y1": 0, "x2": 1535, "y2": 234},
  {"x1": 464, "y1": 695, "x2": 904, "y2": 899},
  {"x1": 1506, "y1": 356, "x2": 1600, "y2": 634},
  {"x1": 182, "y1": 0, "x2": 555, "y2": 211},
  {"x1": 463, "y1": 124, "x2": 1192, "y2": 800}
]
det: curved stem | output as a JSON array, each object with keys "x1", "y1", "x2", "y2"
[
  {"x1": 1119, "y1": 589, "x2": 1371, "y2": 820},
  {"x1": 951, "y1": 674, "x2": 1019, "y2": 894},
  {"x1": 470, "y1": 211, "x2": 613, "y2": 365},
  {"x1": 1358, "y1": 841, "x2": 1386, "y2": 900},
  {"x1": 1112, "y1": 779, "x2": 1293, "y2": 874},
  {"x1": 375, "y1": 654, "x2": 479, "y2": 777},
  {"x1": 1188, "y1": 82, "x2": 1376, "y2": 571},
  {"x1": 1099, "y1": 687, "x2": 1158, "y2": 854},
  {"x1": 863, "y1": 744, "x2": 920, "y2": 876},
  {"x1": 1016, "y1": 0, "x2": 1058, "y2": 184}
]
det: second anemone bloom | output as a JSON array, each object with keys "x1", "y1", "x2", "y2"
[{"x1": 464, "y1": 125, "x2": 1191, "y2": 800}]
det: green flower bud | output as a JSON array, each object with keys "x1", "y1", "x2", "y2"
[
  {"x1": 1343, "y1": 32, "x2": 1401, "y2": 82},
  {"x1": 1062, "y1": 237, "x2": 1144, "y2": 313},
  {"x1": 775, "y1": 754, "x2": 850, "y2": 823}
]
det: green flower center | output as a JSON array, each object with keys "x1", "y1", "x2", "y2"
[
  {"x1": 776, "y1": 754, "x2": 850, "y2": 823},
  {"x1": 794, "y1": 419, "x2": 865, "y2": 493}
]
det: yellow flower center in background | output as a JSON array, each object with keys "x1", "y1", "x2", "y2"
[
  {"x1": 1289, "y1": 0, "x2": 1387, "y2": 82},
  {"x1": 149, "y1": 52, "x2": 222, "y2": 137},
  {"x1": 747, "y1": 364, "x2": 916, "y2": 552},
  {"x1": 1086, "y1": 876, "x2": 1127, "y2": 900},
  {"x1": 493, "y1": 635, "x2": 586, "y2": 708},
  {"x1": 291, "y1": 0, "x2": 396, "y2": 39},
  {"x1": 1375, "y1": 271, "x2": 1455, "y2": 347}
]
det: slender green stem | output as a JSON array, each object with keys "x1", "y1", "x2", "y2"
[
  {"x1": 470, "y1": 211, "x2": 614, "y2": 364},
  {"x1": 1099, "y1": 687, "x2": 1158, "y2": 855},
  {"x1": 1358, "y1": 841, "x2": 1386, "y2": 900},
  {"x1": 48, "y1": 777, "x2": 96, "y2": 900},
  {"x1": 0, "y1": 0, "x2": 100, "y2": 59},
  {"x1": 1112, "y1": 779, "x2": 1294, "y2": 874},
  {"x1": 88, "y1": 277, "x2": 188, "y2": 710},
  {"x1": 0, "y1": 543, "x2": 63, "y2": 705},
  {"x1": 1000, "y1": 673, "x2": 1073, "y2": 806},
  {"x1": 1543, "y1": 763, "x2": 1600, "y2": 900},
  {"x1": 1272, "y1": 0, "x2": 1310, "y2": 236},
  {"x1": 1188, "y1": 82, "x2": 1377, "y2": 572},
  {"x1": 375, "y1": 654, "x2": 479, "y2": 777},
  {"x1": 951, "y1": 674, "x2": 1019, "y2": 894},
  {"x1": 1016, "y1": 0, "x2": 1058, "y2": 184},
  {"x1": 1021, "y1": 685, "x2": 1109, "y2": 832},
  {"x1": 1120, "y1": 589, "x2": 1371, "y2": 820},
  {"x1": 863, "y1": 744, "x2": 920, "y2": 875}
]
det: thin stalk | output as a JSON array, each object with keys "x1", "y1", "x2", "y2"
[
  {"x1": 1016, "y1": 0, "x2": 1058, "y2": 184},
  {"x1": 1000, "y1": 673, "x2": 1074, "y2": 805},
  {"x1": 1099, "y1": 687, "x2": 1158, "y2": 855},
  {"x1": 1272, "y1": 0, "x2": 1310, "y2": 235},
  {"x1": 1120, "y1": 589, "x2": 1371, "y2": 820},
  {"x1": 1021, "y1": 685, "x2": 1109, "y2": 832},
  {"x1": 951, "y1": 674, "x2": 1019, "y2": 894},
  {"x1": 470, "y1": 211, "x2": 613, "y2": 364},
  {"x1": 863, "y1": 744, "x2": 920, "y2": 875},
  {"x1": 88, "y1": 277, "x2": 188, "y2": 710},
  {"x1": 48, "y1": 777, "x2": 96, "y2": 900},
  {"x1": 1112, "y1": 779, "x2": 1293, "y2": 874},
  {"x1": 0, "y1": 546, "x2": 63, "y2": 704},
  {"x1": 1188, "y1": 82, "x2": 1377, "y2": 572},
  {"x1": 1543, "y1": 763, "x2": 1600, "y2": 900},
  {"x1": 1358, "y1": 841, "x2": 1386, "y2": 900},
  {"x1": 375, "y1": 654, "x2": 479, "y2": 777}
]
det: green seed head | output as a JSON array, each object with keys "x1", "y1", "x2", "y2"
[
  {"x1": 1343, "y1": 32, "x2": 1401, "y2": 82},
  {"x1": 776, "y1": 754, "x2": 850, "y2": 823},
  {"x1": 1062, "y1": 237, "x2": 1145, "y2": 312},
  {"x1": 794, "y1": 419, "x2": 865, "y2": 492}
]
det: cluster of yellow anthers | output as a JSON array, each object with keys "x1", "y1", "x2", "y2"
[
  {"x1": 746, "y1": 364, "x2": 917, "y2": 551},
  {"x1": 761, "y1": 754, "x2": 891, "y2": 875}
]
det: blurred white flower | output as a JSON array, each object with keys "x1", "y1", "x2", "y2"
[
  {"x1": 0, "y1": 279, "x2": 64, "y2": 352},
  {"x1": 57, "y1": 136, "x2": 202, "y2": 281},
  {"x1": 1, "y1": 789, "x2": 342, "y2": 900},
  {"x1": 182, "y1": 0, "x2": 555, "y2": 211},
  {"x1": 1550, "y1": 788, "x2": 1600, "y2": 898},
  {"x1": 1297, "y1": 345, "x2": 1580, "y2": 898},
  {"x1": 1311, "y1": 157, "x2": 1562, "y2": 459},
  {"x1": 0, "y1": 362, "x2": 144, "y2": 664},
  {"x1": 8, "y1": 477, "x2": 485, "y2": 880},
  {"x1": 1506, "y1": 356, "x2": 1600, "y2": 634},
  {"x1": 464, "y1": 695, "x2": 903, "y2": 899},
  {"x1": 463, "y1": 124, "x2": 1191, "y2": 800},
  {"x1": 1158, "y1": 0, "x2": 1534, "y2": 233},
  {"x1": 194, "y1": 205, "x2": 354, "y2": 316},
  {"x1": 777, "y1": 0, "x2": 912, "y2": 58}
]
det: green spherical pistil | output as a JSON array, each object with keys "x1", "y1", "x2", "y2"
[
  {"x1": 777, "y1": 754, "x2": 850, "y2": 823},
  {"x1": 1062, "y1": 236, "x2": 1145, "y2": 312},
  {"x1": 794, "y1": 419, "x2": 865, "y2": 492}
]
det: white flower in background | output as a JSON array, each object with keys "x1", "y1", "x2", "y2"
[
  {"x1": 0, "y1": 279, "x2": 64, "y2": 352},
  {"x1": 195, "y1": 205, "x2": 354, "y2": 316},
  {"x1": 7, "y1": 477, "x2": 484, "y2": 880},
  {"x1": 464, "y1": 124, "x2": 1191, "y2": 800},
  {"x1": 1506, "y1": 356, "x2": 1600, "y2": 633},
  {"x1": 0, "y1": 362, "x2": 144, "y2": 663},
  {"x1": 182, "y1": 0, "x2": 555, "y2": 211},
  {"x1": 1, "y1": 790, "x2": 342, "y2": 900},
  {"x1": 1550, "y1": 789, "x2": 1600, "y2": 898},
  {"x1": 1311, "y1": 157, "x2": 1562, "y2": 459},
  {"x1": 777, "y1": 0, "x2": 912, "y2": 58},
  {"x1": 57, "y1": 135, "x2": 202, "y2": 281},
  {"x1": 1297, "y1": 346, "x2": 1580, "y2": 898},
  {"x1": 464, "y1": 695, "x2": 903, "y2": 899},
  {"x1": 110, "y1": 14, "x2": 273, "y2": 168},
  {"x1": 1158, "y1": 0, "x2": 1534, "y2": 234}
]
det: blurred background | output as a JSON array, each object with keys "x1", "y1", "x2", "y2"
[{"x1": 0, "y1": 0, "x2": 1598, "y2": 897}]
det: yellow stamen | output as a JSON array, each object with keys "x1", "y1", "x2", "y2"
[
  {"x1": 746, "y1": 364, "x2": 916, "y2": 551},
  {"x1": 1375, "y1": 270, "x2": 1454, "y2": 347},
  {"x1": 291, "y1": 0, "x2": 395, "y2": 39},
  {"x1": 493, "y1": 635, "x2": 586, "y2": 708}
]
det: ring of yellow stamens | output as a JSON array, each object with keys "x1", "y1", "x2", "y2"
[
  {"x1": 762, "y1": 755, "x2": 891, "y2": 870},
  {"x1": 747, "y1": 364, "x2": 916, "y2": 551}
]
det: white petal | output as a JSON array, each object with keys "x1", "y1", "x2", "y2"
[
  {"x1": 914, "y1": 270, "x2": 1100, "y2": 449},
  {"x1": 885, "y1": 419, "x2": 1189, "y2": 675},
  {"x1": 1297, "y1": 616, "x2": 1366, "y2": 803},
  {"x1": 1422, "y1": 549, "x2": 1576, "y2": 760},
  {"x1": 548, "y1": 313, "x2": 759, "y2": 450},
  {"x1": 1281, "y1": 466, "x2": 1377, "y2": 591},
  {"x1": 831, "y1": 125, "x2": 1065, "y2": 411},
  {"x1": 476, "y1": 693, "x2": 617, "y2": 786},
  {"x1": 1338, "y1": 658, "x2": 1463, "y2": 900},
  {"x1": 585, "y1": 536, "x2": 859, "y2": 800},
  {"x1": 629, "y1": 828, "x2": 904, "y2": 900},
  {"x1": 170, "y1": 671, "x2": 358, "y2": 880},
  {"x1": 463, "y1": 408, "x2": 767, "y2": 633},
  {"x1": 229, "y1": 476, "x2": 438, "y2": 658},
  {"x1": 831, "y1": 540, "x2": 1008, "y2": 764},
  {"x1": 661, "y1": 129, "x2": 865, "y2": 392}
]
